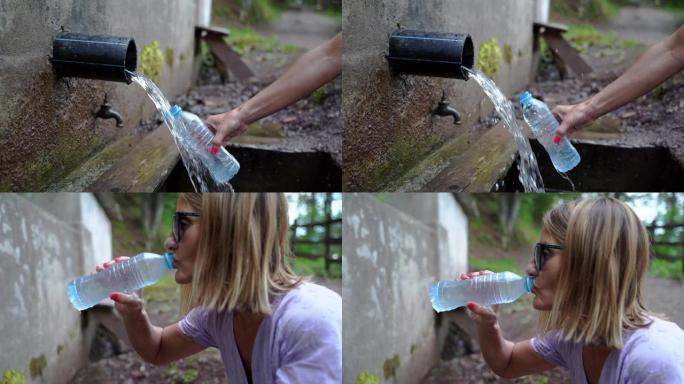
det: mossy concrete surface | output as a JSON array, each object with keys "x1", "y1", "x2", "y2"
[
  {"x1": 0, "y1": 0, "x2": 196, "y2": 192},
  {"x1": 342, "y1": 0, "x2": 536, "y2": 191}
]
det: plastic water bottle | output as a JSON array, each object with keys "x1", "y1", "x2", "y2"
[
  {"x1": 430, "y1": 271, "x2": 534, "y2": 313},
  {"x1": 67, "y1": 252, "x2": 174, "y2": 311},
  {"x1": 167, "y1": 105, "x2": 240, "y2": 183},
  {"x1": 519, "y1": 91, "x2": 580, "y2": 173}
]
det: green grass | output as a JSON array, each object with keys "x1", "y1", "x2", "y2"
[
  {"x1": 292, "y1": 256, "x2": 341, "y2": 280},
  {"x1": 144, "y1": 273, "x2": 180, "y2": 302},
  {"x1": 469, "y1": 256, "x2": 521, "y2": 274},
  {"x1": 564, "y1": 24, "x2": 640, "y2": 52},
  {"x1": 224, "y1": 27, "x2": 303, "y2": 56},
  {"x1": 551, "y1": 0, "x2": 620, "y2": 21},
  {"x1": 659, "y1": 4, "x2": 684, "y2": 24},
  {"x1": 650, "y1": 258, "x2": 684, "y2": 282}
]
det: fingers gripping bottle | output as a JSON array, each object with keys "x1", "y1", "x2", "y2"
[
  {"x1": 67, "y1": 252, "x2": 174, "y2": 311},
  {"x1": 430, "y1": 271, "x2": 534, "y2": 312},
  {"x1": 167, "y1": 105, "x2": 240, "y2": 183},
  {"x1": 519, "y1": 91, "x2": 581, "y2": 173}
]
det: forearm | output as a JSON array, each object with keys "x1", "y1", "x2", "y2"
[
  {"x1": 121, "y1": 310, "x2": 163, "y2": 363},
  {"x1": 583, "y1": 27, "x2": 684, "y2": 119},
  {"x1": 235, "y1": 33, "x2": 342, "y2": 124},
  {"x1": 478, "y1": 322, "x2": 515, "y2": 376}
]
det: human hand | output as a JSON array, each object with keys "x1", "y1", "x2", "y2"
[
  {"x1": 205, "y1": 109, "x2": 249, "y2": 151},
  {"x1": 552, "y1": 102, "x2": 596, "y2": 142},
  {"x1": 457, "y1": 270, "x2": 499, "y2": 326},
  {"x1": 94, "y1": 256, "x2": 145, "y2": 316}
]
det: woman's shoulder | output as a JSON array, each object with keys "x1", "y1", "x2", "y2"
[
  {"x1": 622, "y1": 317, "x2": 684, "y2": 370},
  {"x1": 273, "y1": 282, "x2": 341, "y2": 331}
]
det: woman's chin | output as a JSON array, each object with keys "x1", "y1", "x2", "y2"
[
  {"x1": 532, "y1": 295, "x2": 551, "y2": 310},
  {"x1": 173, "y1": 270, "x2": 191, "y2": 285}
]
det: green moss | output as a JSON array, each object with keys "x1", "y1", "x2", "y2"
[
  {"x1": 355, "y1": 371, "x2": 380, "y2": 384},
  {"x1": 165, "y1": 48, "x2": 174, "y2": 67},
  {"x1": 181, "y1": 368, "x2": 198, "y2": 384},
  {"x1": 224, "y1": 27, "x2": 302, "y2": 56},
  {"x1": 1, "y1": 370, "x2": 25, "y2": 384},
  {"x1": 477, "y1": 37, "x2": 502, "y2": 80},
  {"x1": 56, "y1": 344, "x2": 64, "y2": 355},
  {"x1": 140, "y1": 41, "x2": 164, "y2": 83},
  {"x1": 28, "y1": 355, "x2": 46, "y2": 379},
  {"x1": 410, "y1": 344, "x2": 417, "y2": 354},
  {"x1": 503, "y1": 44, "x2": 513, "y2": 64},
  {"x1": 383, "y1": 355, "x2": 400, "y2": 379}
]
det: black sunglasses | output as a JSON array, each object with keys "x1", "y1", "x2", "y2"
[
  {"x1": 172, "y1": 212, "x2": 200, "y2": 242},
  {"x1": 534, "y1": 243, "x2": 564, "y2": 271}
]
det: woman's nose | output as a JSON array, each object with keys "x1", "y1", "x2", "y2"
[
  {"x1": 525, "y1": 258, "x2": 538, "y2": 276},
  {"x1": 164, "y1": 233, "x2": 177, "y2": 251}
]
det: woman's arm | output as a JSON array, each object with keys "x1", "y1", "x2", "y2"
[
  {"x1": 113, "y1": 293, "x2": 206, "y2": 365},
  {"x1": 460, "y1": 271, "x2": 555, "y2": 378},
  {"x1": 98, "y1": 258, "x2": 206, "y2": 365},
  {"x1": 554, "y1": 25, "x2": 684, "y2": 138},
  {"x1": 206, "y1": 32, "x2": 342, "y2": 147},
  {"x1": 469, "y1": 302, "x2": 555, "y2": 378}
]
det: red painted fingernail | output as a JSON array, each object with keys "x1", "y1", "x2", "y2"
[
  {"x1": 553, "y1": 136, "x2": 561, "y2": 145},
  {"x1": 110, "y1": 293, "x2": 119, "y2": 300},
  {"x1": 466, "y1": 302, "x2": 476, "y2": 310},
  {"x1": 210, "y1": 146, "x2": 218, "y2": 156}
]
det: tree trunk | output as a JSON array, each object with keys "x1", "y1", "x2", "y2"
[
  {"x1": 142, "y1": 195, "x2": 164, "y2": 249},
  {"x1": 498, "y1": 194, "x2": 521, "y2": 248}
]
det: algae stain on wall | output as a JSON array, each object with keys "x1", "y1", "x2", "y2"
[
  {"x1": 140, "y1": 41, "x2": 164, "y2": 83},
  {"x1": 355, "y1": 371, "x2": 380, "y2": 384},
  {"x1": 1, "y1": 370, "x2": 25, "y2": 384},
  {"x1": 477, "y1": 37, "x2": 502, "y2": 80}
]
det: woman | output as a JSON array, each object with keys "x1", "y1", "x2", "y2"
[
  {"x1": 461, "y1": 197, "x2": 684, "y2": 383},
  {"x1": 97, "y1": 193, "x2": 342, "y2": 383}
]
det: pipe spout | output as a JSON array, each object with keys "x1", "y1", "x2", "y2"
[
  {"x1": 387, "y1": 30, "x2": 474, "y2": 80},
  {"x1": 52, "y1": 32, "x2": 137, "y2": 84}
]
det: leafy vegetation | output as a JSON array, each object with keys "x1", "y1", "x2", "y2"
[{"x1": 224, "y1": 27, "x2": 302, "y2": 56}]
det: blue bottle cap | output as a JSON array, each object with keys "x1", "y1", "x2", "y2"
[
  {"x1": 164, "y1": 105, "x2": 182, "y2": 120},
  {"x1": 519, "y1": 91, "x2": 533, "y2": 105},
  {"x1": 163, "y1": 252, "x2": 175, "y2": 269},
  {"x1": 524, "y1": 276, "x2": 535, "y2": 293}
]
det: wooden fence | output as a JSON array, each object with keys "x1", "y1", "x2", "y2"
[
  {"x1": 647, "y1": 223, "x2": 684, "y2": 273},
  {"x1": 290, "y1": 218, "x2": 342, "y2": 272}
]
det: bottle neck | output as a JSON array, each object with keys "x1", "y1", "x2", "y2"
[
  {"x1": 163, "y1": 252, "x2": 174, "y2": 269},
  {"x1": 524, "y1": 276, "x2": 535, "y2": 292}
]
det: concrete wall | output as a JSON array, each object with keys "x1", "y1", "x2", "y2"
[
  {"x1": 0, "y1": 0, "x2": 196, "y2": 191},
  {"x1": 343, "y1": 193, "x2": 468, "y2": 384},
  {"x1": 343, "y1": 0, "x2": 536, "y2": 191},
  {"x1": 0, "y1": 194, "x2": 112, "y2": 383}
]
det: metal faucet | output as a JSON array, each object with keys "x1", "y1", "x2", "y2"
[
  {"x1": 434, "y1": 90, "x2": 461, "y2": 125},
  {"x1": 95, "y1": 93, "x2": 123, "y2": 127}
]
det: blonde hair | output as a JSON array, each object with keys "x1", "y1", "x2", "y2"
[
  {"x1": 539, "y1": 197, "x2": 652, "y2": 349},
  {"x1": 178, "y1": 193, "x2": 302, "y2": 315}
]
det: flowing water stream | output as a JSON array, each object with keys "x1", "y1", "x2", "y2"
[
  {"x1": 466, "y1": 68, "x2": 545, "y2": 192},
  {"x1": 126, "y1": 70, "x2": 234, "y2": 191}
]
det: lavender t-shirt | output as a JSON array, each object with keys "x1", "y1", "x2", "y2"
[
  {"x1": 178, "y1": 283, "x2": 342, "y2": 384},
  {"x1": 531, "y1": 318, "x2": 684, "y2": 383}
]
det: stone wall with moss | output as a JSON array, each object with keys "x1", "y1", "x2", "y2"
[
  {"x1": 0, "y1": 195, "x2": 112, "y2": 383},
  {"x1": 344, "y1": 194, "x2": 468, "y2": 383},
  {"x1": 343, "y1": 0, "x2": 535, "y2": 191},
  {"x1": 0, "y1": 0, "x2": 196, "y2": 191}
]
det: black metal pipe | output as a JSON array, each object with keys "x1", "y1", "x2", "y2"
[
  {"x1": 52, "y1": 32, "x2": 137, "y2": 84},
  {"x1": 387, "y1": 30, "x2": 474, "y2": 80}
]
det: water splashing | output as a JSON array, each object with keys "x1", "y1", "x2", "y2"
[
  {"x1": 465, "y1": 68, "x2": 545, "y2": 192},
  {"x1": 126, "y1": 70, "x2": 234, "y2": 191}
]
